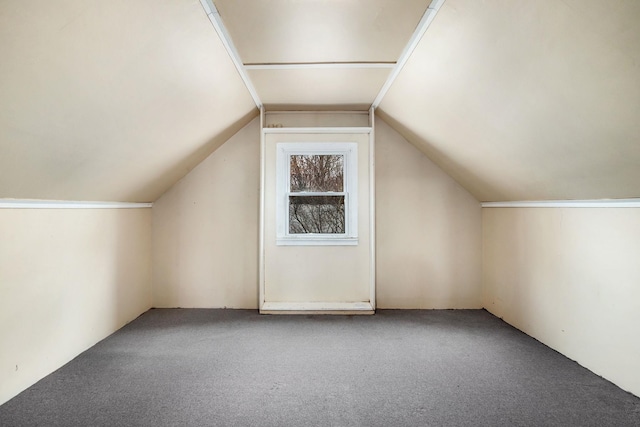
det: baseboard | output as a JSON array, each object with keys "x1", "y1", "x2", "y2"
[{"x1": 260, "y1": 301, "x2": 375, "y2": 315}]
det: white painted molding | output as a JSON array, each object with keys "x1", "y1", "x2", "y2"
[
  {"x1": 481, "y1": 199, "x2": 640, "y2": 208},
  {"x1": 244, "y1": 62, "x2": 395, "y2": 70},
  {"x1": 275, "y1": 142, "x2": 359, "y2": 244},
  {"x1": 276, "y1": 238, "x2": 358, "y2": 246},
  {"x1": 260, "y1": 301, "x2": 375, "y2": 315},
  {"x1": 199, "y1": 0, "x2": 262, "y2": 109},
  {"x1": 259, "y1": 110, "x2": 377, "y2": 314},
  {"x1": 0, "y1": 200, "x2": 152, "y2": 209},
  {"x1": 371, "y1": 0, "x2": 445, "y2": 109},
  {"x1": 259, "y1": 107, "x2": 266, "y2": 310},
  {"x1": 263, "y1": 127, "x2": 372, "y2": 134},
  {"x1": 368, "y1": 106, "x2": 376, "y2": 310},
  {"x1": 266, "y1": 110, "x2": 369, "y2": 115}
]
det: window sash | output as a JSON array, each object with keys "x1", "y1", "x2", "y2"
[
  {"x1": 287, "y1": 193, "x2": 347, "y2": 235},
  {"x1": 289, "y1": 154, "x2": 345, "y2": 193},
  {"x1": 276, "y1": 142, "x2": 358, "y2": 246}
]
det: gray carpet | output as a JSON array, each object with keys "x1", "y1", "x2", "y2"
[{"x1": 1, "y1": 309, "x2": 639, "y2": 426}]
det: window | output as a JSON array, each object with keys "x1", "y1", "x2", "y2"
[{"x1": 276, "y1": 142, "x2": 358, "y2": 245}]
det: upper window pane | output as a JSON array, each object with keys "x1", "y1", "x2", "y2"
[{"x1": 290, "y1": 154, "x2": 344, "y2": 192}]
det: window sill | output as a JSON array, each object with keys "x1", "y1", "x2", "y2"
[{"x1": 276, "y1": 237, "x2": 358, "y2": 246}]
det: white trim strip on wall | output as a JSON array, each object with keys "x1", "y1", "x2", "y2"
[
  {"x1": 263, "y1": 127, "x2": 372, "y2": 134},
  {"x1": 0, "y1": 200, "x2": 152, "y2": 209},
  {"x1": 261, "y1": 301, "x2": 375, "y2": 314},
  {"x1": 370, "y1": 0, "x2": 446, "y2": 109},
  {"x1": 244, "y1": 62, "x2": 396, "y2": 70},
  {"x1": 199, "y1": 0, "x2": 263, "y2": 109},
  {"x1": 481, "y1": 199, "x2": 640, "y2": 208},
  {"x1": 259, "y1": 109, "x2": 377, "y2": 313},
  {"x1": 266, "y1": 111, "x2": 370, "y2": 115},
  {"x1": 368, "y1": 106, "x2": 376, "y2": 309},
  {"x1": 258, "y1": 107, "x2": 266, "y2": 310}
]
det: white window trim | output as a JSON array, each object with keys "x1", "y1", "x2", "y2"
[{"x1": 276, "y1": 142, "x2": 358, "y2": 246}]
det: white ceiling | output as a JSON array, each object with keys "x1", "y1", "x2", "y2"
[
  {"x1": 248, "y1": 68, "x2": 390, "y2": 109},
  {"x1": 213, "y1": 0, "x2": 432, "y2": 108},
  {"x1": 1, "y1": 0, "x2": 639, "y2": 202},
  {"x1": 215, "y1": 0, "x2": 429, "y2": 64},
  {"x1": 0, "y1": 0, "x2": 256, "y2": 202},
  {"x1": 379, "y1": 0, "x2": 640, "y2": 201}
]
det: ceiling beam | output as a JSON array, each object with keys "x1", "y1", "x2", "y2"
[
  {"x1": 201, "y1": 0, "x2": 445, "y2": 111},
  {"x1": 370, "y1": 0, "x2": 446, "y2": 110},
  {"x1": 200, "y1": 0, "x2": 263, "y2": 109}
]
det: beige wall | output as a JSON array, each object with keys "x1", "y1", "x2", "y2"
[
  {"x1": 264, "y1": 132, "x2": 371, "y2": 304},
  {"x1": 375, "y1": 119, "x2": 482, "y2": 308},
  {"x1": 152, "y1": 115, "x2": 482, "y2": 309},
  {"x1": 152, "y1": 119, "x2": 260, "y2": 308},
  {"x1": 0, "y1": 208, "x2": 152, "y2": 405},
  {"x1": 483, "y1": 207, "x2": 640, "y2": 397},
  {"x1": 265, "y1": 111, "x2": 370, "y2": 128}
]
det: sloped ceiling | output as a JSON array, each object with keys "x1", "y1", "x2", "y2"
[
  {"x1": 213, "y1": 0, "x2": 431, "y2": 109},
  {"x1": 2, "y1": 0, "x2": 639, "y2": 203},
  {"x1": 0, "y1": 0, "x2": 256, "y2": 202},
  {"x1": 380, "y1": 0, "x2": 640, "y2": 202}
]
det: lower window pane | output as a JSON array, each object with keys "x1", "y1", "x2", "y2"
[{"x1": 289, "y1": 195, "x2": 345, "y2": 234}]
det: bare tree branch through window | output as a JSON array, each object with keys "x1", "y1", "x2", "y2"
[{"x1": 289, "y1": 155, "x2": 345, "y2": 234}]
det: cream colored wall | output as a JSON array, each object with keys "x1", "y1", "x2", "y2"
[
  {"x1": 265, "y1": 112, "x2": 369, "y2": 128},
  {"x1": 152, "y1": 115, "x2": 482, "y2": 309},
  {"x1": 483, "y1": 207, "x2": 640, "y2": 397},
  {"x1": 0, "y1": 208, "x2": 152, "y2": 405},
  {"x1": 375, "y1": 119, "x2": 482, "y2": 308},
  {"x1": 152, "y1": 119, "x2": 260, "y2": 308},
  {"x1": 263, "y1": 132, "x2": 371, "y2": 304}
]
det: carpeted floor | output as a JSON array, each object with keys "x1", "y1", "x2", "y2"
[{"x1": 1, "y1": 309, "x2": 639, "y2": 426}]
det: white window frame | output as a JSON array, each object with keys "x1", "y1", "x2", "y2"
[{"x1": 276, "y1": 142, "x2": 358, "y2": 246}]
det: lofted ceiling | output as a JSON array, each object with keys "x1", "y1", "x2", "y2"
[
  {"x1": 1, "y1": 0, "x2": 639, "y2": 202},
  {"x1": 212, "y1": 0, "x2": 432, "y2": 109},
  {"x1": 0, "y1": 0, "x2": 256, "y2": 202},
  {"x1": 379, "y1": 0, "x2": 640, "y2": 201}
]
